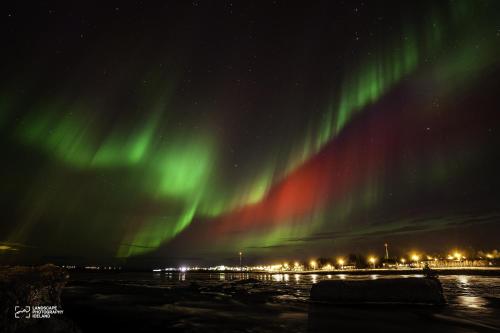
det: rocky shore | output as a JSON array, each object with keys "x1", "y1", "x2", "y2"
[{"x1": 0, "y1": 264, "x2": 80, "y2": 333}]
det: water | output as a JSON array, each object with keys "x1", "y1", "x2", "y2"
[{"x1": 62, "y1": 272, "x2": 500, "y2": 332}]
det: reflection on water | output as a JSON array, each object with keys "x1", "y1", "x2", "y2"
[
  {"x1": 272, "y1": 274, "x2": 282, "y2": 282},
  {"x1": 457, "y1": 275, "x2": 469, "y2": 288},
  {"x1": 458, "y1": 296, "x2": 488, "y2": 309}
]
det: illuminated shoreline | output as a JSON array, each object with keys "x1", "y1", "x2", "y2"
[
  {"x1": 150, "y1": 267, "x2": 500, "y2": 276},
  {"x1": 151, "y1": 252, "x2": 500, "y2": 274}
]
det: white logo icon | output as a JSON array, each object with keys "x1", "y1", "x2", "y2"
[{"x1": 14, "y1": 306, "x2": 31, "y2": 319}]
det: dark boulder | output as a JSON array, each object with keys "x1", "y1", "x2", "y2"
[{"x1": 310, "y1": 277, "x2": 445, "y2": 305}]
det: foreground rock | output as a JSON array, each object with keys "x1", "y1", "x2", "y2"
[
  {"x1": 0, "y1": 264, "x2": 80, "y2": 333},
  {"x1": 310, "y1": 277, "x2": 445, "y2": 305}
]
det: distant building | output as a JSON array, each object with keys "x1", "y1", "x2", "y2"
[
  {"x1": 381, "y1": 259, "x2": 398, "y2": 268},
  {"x1": 423, "y1": 259, "x2": 490, "y2": 268}
]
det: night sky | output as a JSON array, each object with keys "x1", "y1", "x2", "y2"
[{"x1": 1, "y1": 1, "x2": 499, "y2": 267}]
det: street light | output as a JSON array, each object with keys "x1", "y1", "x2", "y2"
[
  {"x1": 239, "y1": 251, "x2": 242, "y2": 271},
  {"x1": 368, "y1": 257, "x2": 376, "y2": 269},
  {"x1": 310, "y1": 260, "x2": 317, "y2": 270},
  {"x1": 337, "y1": 258, "x2": 345, "y2": 269}
]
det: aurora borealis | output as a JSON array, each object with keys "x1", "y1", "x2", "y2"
[{"x1": 1, "y1": 1, "x2": 499, "y2": 267}]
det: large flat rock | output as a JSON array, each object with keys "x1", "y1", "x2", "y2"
[{"x1": 310, "y1": 277, "x2": 445, "y2": 305}]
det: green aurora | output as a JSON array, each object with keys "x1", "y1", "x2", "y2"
[{"x1": 1, "y1": 1, "x2": 499, "y2": 264}]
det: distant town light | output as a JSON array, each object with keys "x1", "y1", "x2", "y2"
[
  {"x1": 368, "y1": 256, "x2": 376, "y2": 268},
  {"x1": 146, "y1": 248, "x2": 496, "y2": 274}
]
